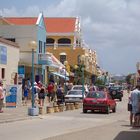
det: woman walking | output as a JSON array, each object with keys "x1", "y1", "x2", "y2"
[{"x1": 38, "y1": 88, "x2": 45, "y2": 106}]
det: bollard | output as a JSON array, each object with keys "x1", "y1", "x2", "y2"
[
  {"x1": 58, "y1": 104, "x2": 64, "y2": 112},
  {"x1": 74, "y1": 102, "x2": 79, "y2": 109},
  {"x1": 70, "y1": 103, "x2": 75, "y2": 110},
  {"x1": 39, "y1": 106, "x2": 45, "y2": 115},
  {"x1": 46, "y1": 106, "x2": 54, "y2": 113},
  {"x1": 65, "y1": 103, "x2": 71, "y2": 111},
  {"x1": 54, "y1": 105, "x2": 59, "y2": 113}
]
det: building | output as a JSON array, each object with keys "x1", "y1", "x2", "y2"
[
  {"x1": 0, "y1": 13, "x2": 47, "y2": 84},
  {"x1": 0, "y1": 15, "x2": 99, "y2": 84},
  {"x1": 45, "y1": 17, "x2": 98, "y2": 83},
  {"x1": 0, "y1": 38, "x2": 19, "y2": 85}
]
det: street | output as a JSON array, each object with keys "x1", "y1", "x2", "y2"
[{"x1": 0, "y1": 91, "x2": 140, "y2": 140}]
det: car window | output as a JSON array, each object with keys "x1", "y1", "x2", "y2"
[
  {"x1": 73, "y1": 86, "x2": 82, "y2": 90},
  {"x1": 86, "y1": 92, "x2": 105, "y2": 98},
  {"x1": 68, "y1": 90, "x2": 82, "y2": 95},
  {"x1": 110, "y1": 87, "x2": 121, "y2": 90}
]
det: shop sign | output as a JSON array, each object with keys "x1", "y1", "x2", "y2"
[{"x1": 0, "y1": 45, "x2": 7, "y2": 64}]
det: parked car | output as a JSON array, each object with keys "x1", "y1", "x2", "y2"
[
  {"x1": 83, "y1": 91, "x2": 116, "y2": 114},
  {"x1": 71, "y1": 85, "x2": 89, "y2": 93},
  {"x1": 65, "y1": 90, "x2": 86, "y2": 103},
  {"x1": 108, "y1": 86, "x2": 123, "y2": 101}
]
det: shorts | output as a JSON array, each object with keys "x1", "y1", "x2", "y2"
[{"x1": 132, "y1": 106, "x2": 139, "y2": 115}]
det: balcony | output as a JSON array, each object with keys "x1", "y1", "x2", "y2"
[{"x1": 46, "y1": 43, "x2": 81, "y2": 48}]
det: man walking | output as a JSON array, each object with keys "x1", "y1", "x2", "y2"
[{"x1": 130, "y1": 85, "x2": 140, "y2": 126}]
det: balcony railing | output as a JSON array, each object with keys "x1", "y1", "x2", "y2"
[{"x1": 46, "y1": 43, "x2": 81, "y2": 48}]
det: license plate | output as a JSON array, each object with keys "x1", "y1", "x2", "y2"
[{"x1": 69, "y1": 98, "x2": 80, "y2": 100}]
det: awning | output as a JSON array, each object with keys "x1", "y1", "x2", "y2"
[
  {"x1": 51, "y1": 72, "x2": 69, "y2": 81},
  {"x1": 38, "y1": 53, "x2": 65, "y2": 68}
]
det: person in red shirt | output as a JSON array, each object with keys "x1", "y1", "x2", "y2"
[{"x1": 47, "y1": 82, "x2": 54, "y2": 102}]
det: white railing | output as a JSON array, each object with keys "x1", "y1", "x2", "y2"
[{"x1": 46, "y1": 43, "x2": 81, "y2": 48}]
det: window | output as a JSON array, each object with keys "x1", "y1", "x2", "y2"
[
  {"x1": 58, "y1": 38, "x2": 71, "y2": 46},
  {"x1": 44, "y1": 42, "x2": 46, "y2": 53},
  {"x1": 1, "y1": 68, "x2": 5, "y2": 79},
  {"x1": 60, "y1": 55, "x2": 66, "y2": 64},
  {"x1": 5, "y1": 38, "x2": 16, "y2": 42},
  {"x1": 46, "y1": 38, "x2": 55, "y2": 44},
  {"x1": 39, "y1": 40, "x2": 42, "y2": 53}
]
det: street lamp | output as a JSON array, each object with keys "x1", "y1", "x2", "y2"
[
  {"x1": 28, "y1": 41, "x2": 38, "y2": 116},
  {"x1": 74, "y1": 65, "x2": 78, "y2": 84},
  {"x1": 80, "y1": 55, "x2": 85, "y2": 99},
  {"x1": 64, "y1": 61, "x2": 68, "y2": 95}
]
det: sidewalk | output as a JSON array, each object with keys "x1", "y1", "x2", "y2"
[{"x1": 0, "y1": 104, "x2": 40, "y2": 124}]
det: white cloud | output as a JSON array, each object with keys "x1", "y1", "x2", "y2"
[{"x1": 1, "y1": 0, "x2": 140, "y2": 74}]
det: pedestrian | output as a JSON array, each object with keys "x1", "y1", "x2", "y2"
[
  {"x1": 128, "y1": 92, "x2": 133, "y2": 126},
  {"x1": 56, "y1": 86, "x2": 65, "y2": 105},
  {"x1": 47, "y1": 82, "x2": 54, "y2": 102},
  {"x1": 23, "y1": 85, "x2": 29, "y2": 106},
  {"x1": 130, "y1": 85, "x2": 140, "y2": 127},
  {"x1": 38, "y1": 87, "x2": 45, "y2": 106},
  {"x1": 0, "y1": 81, "x2": 4, "y2": 113}
]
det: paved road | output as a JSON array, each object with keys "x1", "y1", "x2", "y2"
[
  {"x1": 45, "y1": 119, "x2": 140, "y2": 140},
  {"x1": 0, "y1": 91, "x2": 139, "y2": 140}
]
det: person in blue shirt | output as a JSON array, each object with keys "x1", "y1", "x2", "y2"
[{"x1": 23, "y1": 85, "x2": 29, "y2": 105}]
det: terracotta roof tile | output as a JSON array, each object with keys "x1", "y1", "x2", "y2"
[
  {"x1": 5, "y1": 17, "x2": 76, "y2": 33},
  {"x1": 5, "y1": 17, "x2": 37, "y2": 25},
  {"x1": 44, "y1": 17, "x2": 76, "y2": 33}
]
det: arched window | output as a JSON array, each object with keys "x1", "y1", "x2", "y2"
[
  {"x1": 59, "y1": 53, "x2": 67, "y2": 64},
  {"x1": 46, "y1": 38, "x2": 55, "y2": 46},
  {"x1": 58, "y1": 38, "x2": 71, "y2": 46}
]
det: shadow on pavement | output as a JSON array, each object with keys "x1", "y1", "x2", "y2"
[{"x1": 114, "y1": 131, "x2": 140, "y2": 140}]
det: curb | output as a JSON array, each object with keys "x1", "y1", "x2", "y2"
[{"x1": 0, "y1": 116, "x2": 40, "y2": 124}]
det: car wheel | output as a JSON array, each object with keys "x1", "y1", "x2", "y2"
[
  {"x1": 106, "y1": 106, "x2": 110, "y2": 114},
  {"x1": 112, "y1": 106, "x2": 116, "y2": 113},
  {"x1": 83, "y1": 109, "x2": 87, "y2": 113}
]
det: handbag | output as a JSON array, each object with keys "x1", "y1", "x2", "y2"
[{"x1": 128, "y1": 103, "x2": 132, "y2": 111}]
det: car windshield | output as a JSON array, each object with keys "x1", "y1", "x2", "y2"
[
  {"x1": 73, "y1": 86, "x2": 82, "y2": 90},
  {"x1": 68, "y1": 90, "x2": 82, "y2": 95},
  {"x1": 86, "y1": 92, "x2": 105, "y2": 99},
  {"x1": 110, "y1": 86, "x2": 122, "y2": 90}
]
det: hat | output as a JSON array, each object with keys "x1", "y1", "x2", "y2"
[{"x1": 34, "y1": 82, "x2": 37, "y2": 85}]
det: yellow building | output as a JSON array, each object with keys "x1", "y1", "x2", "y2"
[{"x1": 45, "y1": 17, "x2": 98, "y2": 83}]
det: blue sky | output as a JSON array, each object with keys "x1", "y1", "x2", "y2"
[{"x1": 0, "y1": 0, "x2": 140, "y2": 75}]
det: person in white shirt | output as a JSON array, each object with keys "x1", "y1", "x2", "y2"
[{"x1": 130, "y1": 85, "x2": 140, "y2": 126}]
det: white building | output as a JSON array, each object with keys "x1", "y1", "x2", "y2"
[{"x1": 0, "y1": 38, "x2": 19, "y2": 85}]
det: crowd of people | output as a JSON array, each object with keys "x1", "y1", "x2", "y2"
[{"x1": 23, "y1": 81, "x2": 67, "y2": 107}]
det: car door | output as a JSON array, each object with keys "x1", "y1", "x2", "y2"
[{"x1": 107, "y1": 94, "x2": 115, "y2": 109}]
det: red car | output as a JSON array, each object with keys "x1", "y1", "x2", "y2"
[{"x1": 83, "y1": 91, "x2": 116, "y2": 114}]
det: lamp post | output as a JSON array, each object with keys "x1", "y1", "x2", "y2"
[
  {"x1": 80, "y1": 55, "x2": 85, "y2": 99},
  {"x1": 28, "y1": 41, "x2": 39, "y2": 116},
  {"x1": 74, "y1": 65, "x2": 78, "y2": 84},
  {"x1": 64, "y1": 61, "x2": 68, "y2": 95}
]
